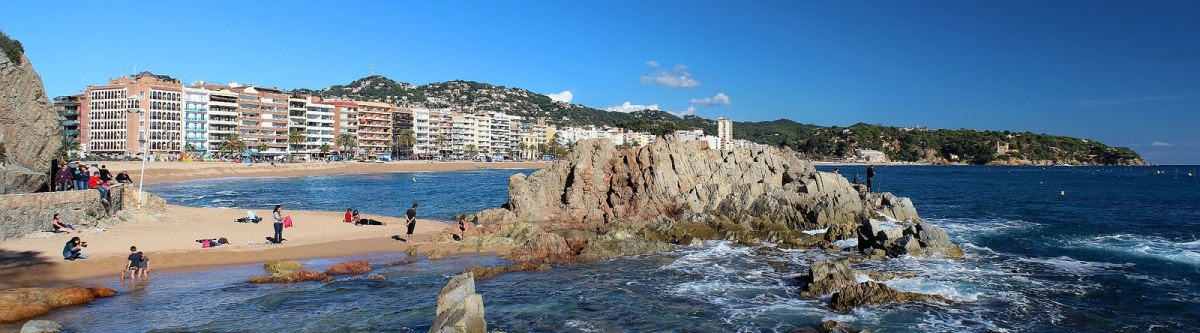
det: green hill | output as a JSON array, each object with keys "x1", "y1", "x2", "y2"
[{"x1": 296, "y1": 75, "x2": 1146, "y2": 166}]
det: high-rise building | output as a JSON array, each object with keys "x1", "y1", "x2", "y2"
[
  {"x1": 287, "y1": 94, "x2": 308, "y2": 156},
  {"x1": 206, "y1": 89, "x2": 239, "y2": 155},
  {"x1": 231, "y1": 85, "x2": 289, "y2": 157},
  {"x1": 182, "y1": 87, "x2": 210, "y2": 154},
  {"x1": 717, "y1": 117, "x2": 733, "y2": 150},
  {"x1": 304, "y1": 98, "x2": 335, "y2": 157},
  {"x1": 84, "y1": 71, "x2": 184, "y2": 159},
  {"x1": 392, "y1": 108, "x2": 413, "y2": 158},
  {"x1": 356, "y1": 101, "x2": 395, "y2": 157},
  {"x1": 52, "y1": 94, "x2": 83, "y2": 143},
  {"x1": 451, "y1": 112, "x2": 478, "y2": 157},
  {"x1": 327, "y1": 100, "x2": 359, "y2": 156}
]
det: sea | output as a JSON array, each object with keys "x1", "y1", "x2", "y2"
[{"x1": 30, "y1": 166, "x2": 1200, "y2": 332}]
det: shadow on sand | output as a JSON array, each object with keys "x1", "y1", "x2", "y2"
[{"x1": 0, "y1": 248, "x2": 62, "y2": 289}]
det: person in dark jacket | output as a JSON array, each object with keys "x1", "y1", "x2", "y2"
[
  {"x1": 99, "y1": 165, "x2": 112, "y2": 182},
  {"x1": 55, "y1": 165, "x2": 72, "y2": 191},
  {"x1": 72, "y1": 165, "x2": 88, "y2": 191}
]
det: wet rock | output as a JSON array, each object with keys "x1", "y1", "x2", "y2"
[
  {"x1": 386, "y1": 258, "x2": 416, "y2": 266},
  {"x1": 430, "y1": 272, "x2": 486, "y2": 333},
  {"x1": 915, "y1": 221, "x2": 964, "y2": 258},
  {"x1": 263, "y1": 260, "x2": 302, "y2": 277},
  {"x1": 248, "y1": 270, "x2": 332, "y2": 283},
  {"x1": 324, "y1": 260, "x2": 372, "y2": 276},
  {"x1": 821, "y1": 320, "x2": 864, "y2": 333},
  {"x1": 365, "y1": 274, "x2": 386, "y2": 281},
  {"x1": 427, "y1": 247, "x2": 450, "y2": 260},
  {"x1": 19, "y1": 319, "x2": 62, "y2": 333},
  {"x1": 0, "y1": 286, "x2": 116, "y2": 322},
  {"x1": 463, "y1": 262, "x2": 551, "y2": 280},
  {"x1": 829, "y1": 281, "x2": 950, "y2": 312},
  {"x1": 799, "y1": 259, "x2": 858, "y2": 297}
]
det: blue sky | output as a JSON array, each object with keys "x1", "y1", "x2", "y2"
[{"x1": 3, "y1": 1, "x2": 1197, "y2": 164}]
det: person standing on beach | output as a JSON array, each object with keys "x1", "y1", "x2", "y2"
[
  {"x1": 404, "y1": 204, "x2": 418, "y2": 242},
  {"x1": 272, "y1": 205, "x2": 284, "y2": 244},
  {"x1": 866, "y1": 165, "x2": 876, "y2": 192},
  {"x1": 99, "y1": 165, "x2": 112, "y2": 183}
]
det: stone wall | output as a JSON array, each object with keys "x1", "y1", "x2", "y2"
[
  {"x1": 0, "y1": 48, "x2": 62, "y2": 194},
  {"x1": 0, "y1": 184, "x2": 164, "y2": 240}
]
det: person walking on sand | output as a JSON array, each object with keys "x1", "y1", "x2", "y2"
[
  {"x1": 404, "y1": 203, "x2": 418, "y2": 242},
  {"x1": 866, "y1": 165, "x2": 876, "y2": 192},
  {"x1": 121, "y1": 246, "x2": 142, "y2": 281},
  {"x1": 272, "y1": 205, "x2": 284, "y2": 244}
]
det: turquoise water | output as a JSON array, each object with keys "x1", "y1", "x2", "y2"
[{"x1": 39, "y1": 166, "x2": 1200, "y2": 332}]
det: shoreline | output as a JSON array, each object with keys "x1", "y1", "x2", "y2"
[{"x1": 0, "y1": 205, "x2": 511, "y2": 289}]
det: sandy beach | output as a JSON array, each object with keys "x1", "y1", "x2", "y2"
[{"x1": 0, "y1": 161, "x2": 544, "y2": 289}]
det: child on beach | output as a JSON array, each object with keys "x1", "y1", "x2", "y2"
[
  {"x1": 122, "y1": 246, "x2": 142, "y2": 280},
  {"x1": 138, "y1": 252, "x2": 149, "y2": 278}
]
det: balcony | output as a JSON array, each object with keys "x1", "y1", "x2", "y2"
[{"x1": 62, "y1": 129, "x2": 80, "y2": 136}]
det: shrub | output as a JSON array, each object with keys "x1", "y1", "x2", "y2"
[{"x1": 0, "y1": 30, "x2": 24, "y2": 65}]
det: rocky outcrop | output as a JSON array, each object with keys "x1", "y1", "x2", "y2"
[
  {"x1": 430, "y1": 272, "x2": 486, "y2": 333},
  {"x1": 856, "y1": 218, "x2": 963, "y2": 259},
  {"x1": 0, "y1": 45, "x2": 61, "y2": 194},
  {"x1": 463, "y1": 262, "x2": 551, "y2": 280},
  {"x1": 323, "y1": 260, "x2": 371, "y2": 276},
  {"x1": 829, "y1": 281, "x2": 949, "y2": 312},
  {"x1": 799, "y1": 259, "x2": 857, "y2": 297},
  {"x1": 466, "y1": 136, "x2": 957, "y2": 263},
  {"x1": 1, "y1": 183, "x2": 168, "y2": 240},
  {"x1": 0, "y1": 286, "x2": 117, "y2": 322}
]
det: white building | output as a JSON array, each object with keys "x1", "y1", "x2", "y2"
[
  {"x1": 305, "y1": 99, "x2": 335, "y2": 155},
  {"x1": 855, "y1": 149, "x2": 887, "y2": 163},
  {"x1": 183, "y1": 87, "x2": 210, "y2": 154},
  {"x1": 717, "y1": 117, "x2": 733, "y2": 150}
]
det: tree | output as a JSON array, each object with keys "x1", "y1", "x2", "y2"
[
  {"x1": 464, "y1": 144, "x2": 477, "y2": 160},
  {"x1": 319, "y1": 143, "x2": 331, "y2": 157},
  {"x1": 184, "y1": 143, "x2": 196, "y2": 155},
  {"x1": 57, "y1": 136, "x2": 81, "y2": 161},
  {"x1": 218, "y1": 134, "x2": 246, "y2": 159},
  {"x1": 288, "y1": 128, "x2": 307, "y2": 153},
  {"x1": 257, "y1": 143, "x2": 269, "y2": 157},
  {"x1": 547, "y1": 133, "x2": 566, "y2": 159},
  {"x1": 336, "y1": 132, "x2": 356, "y2": 159},
  {"x1": 433, "y1": 134, "x2": 450, "y2": 156},
  {"x1": 516, "y1": 141, "x2": 528, "y2": 160},
  {"x1": 396, "y1": 129, "x2": 416, "y2": 158}
]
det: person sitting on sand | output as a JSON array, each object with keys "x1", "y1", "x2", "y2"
[
  {"x1": 352, "y1": 209, "x2": 361, "y2": 225},
  {"x1": 52, "y1": 213, "x2": 76, "y2": 233},
  {"x1": 63, "y1": 237, "x2": 87, "y2": 260},
  {"x1": 344, "y1": 208, "x2": 353, "y2": 223}
]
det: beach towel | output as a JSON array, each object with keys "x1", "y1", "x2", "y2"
[{"x1": 283, "y1": 215, "x2": 293, "y2": 228}]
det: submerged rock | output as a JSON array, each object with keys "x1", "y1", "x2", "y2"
[
  {"x1": 263, "y1": 260, "x2": 303, "y2": 277},
  {"x1": 19, "y1": 319, "x2": 62, "y2": 333},
  {"x1": 0, "y1": 286, "x2": 117, "y2": 322},
  {"x1": 248, "y1": 270, "x2": 332, "y2": 283},
  {"x1": 463, "y1": 262, "x2": 551, "y2": 280},
  {"x1": 430, "y1": 272, "x2": 486, "y2": 333},
  {"x1": 828, "y1": 281, "x2": 949, "y2": 312}
]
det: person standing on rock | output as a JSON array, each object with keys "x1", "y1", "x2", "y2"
[
  {"x1": 404, "y1": 203, "x2": 418, "y2": 242},
  {"x1": 866, "y1": 165, "x2": 876, "y2": 192},
  {"x1": 272, "y1": 205, "x2": 284, "y2": 244},
  {"x1": 99, "y1": 165, "x2": 112, "y2": 183}
]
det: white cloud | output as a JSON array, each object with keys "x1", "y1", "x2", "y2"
[
  {"x1": 605, "y1": 101, "x2": 660, "y2": 113},
  {"x1": 1077, "y1": 94, "x2": 1191, "y2": 108},
  {"x1": 669, "y1": 106, "x2": 697, "y2": 117},
  {"x1": 640, "y1": 63, "x2": 699, "y2": 88},
  {"x1": 645, "y1": 60, "x2": 659, "y2": 67},
  {"x1": 1149, "y1": 141, "x2": 1200, "y2": 147},
  {"x1": 547, "y1": 90, "x2": 573, "y2": 103},
  {"x1": 690, "y1": 92, "x2": 731, "y2": 106},
  {"x1": 1153, "y1": 141, "x2": 1173, "y2": 147}
]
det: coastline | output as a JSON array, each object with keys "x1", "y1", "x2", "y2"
[
  {"x1": 95, "y1": 160, "x2": 551, "y2": 185},
  {"x1": 1, "y1": 160, "x2": 544, "y2": 289}
]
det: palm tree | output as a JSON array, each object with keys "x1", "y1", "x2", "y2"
[
  {"x1": 319, "y1": 143, "x2": 331, "y2": 157},
  {"x1": 396, "y1": 129, "x2": 416, "y2": 158},
  {"x1": 288, "y1": 128, "x2": 307, "y2": 154},
  {"x1": 57, "y1": 136, "x2": 81, "y2": 161},
  {"x1": 464, "y1": 144, "x2": 477, "y2": 160},
  {"x1": 336, "y1": 132, "x2": 356, "y2": 160},
  {"x1": 433, "y1": 134, "x2": 450, "y2": 157},
  {"x1": 218, "y1": 134, "x2": 246, "y2": 159},
  {"x1": 257, "y1": 143, "x2": 269, "y2": 157},
  {"x1": 516, "y1": 141, "x2": 528, "y2": 161}
]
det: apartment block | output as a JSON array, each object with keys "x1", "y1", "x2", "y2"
[
  {"x1": 182, "y1": 87, "x2": 210, "y2": 153},
  {"x1": 231, "y1": 85, "x2": 289, "y2": 156},
  {"x1": 304, "y1": 98, "x2": 335, "y2": 155},
  {"x1": 287, "y1": 95, "x2": 308, "y2": 155},
  {"x1": 52, "y1": 94, "x2": 84, "y2": 142},
  {"x1": 717, "y1": 116, "x2": 733, "y2": 150},
  {"x1": 355, "y1": 101, "x2": 395, "y2": 156},
  {"x1": 206, "y1": 88, "x2": 239, "y2": 155},
  {"x1": 327, "y1": 100, "x2": 358, "y2": 155},
  {"x1": 84, "y1": 72, "x2": 184, "y2": 158}
]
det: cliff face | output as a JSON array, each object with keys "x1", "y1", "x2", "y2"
[
  {"x1": 469, "y1": 136, "x2": 962, "y2": 260},
  {"x1": 0, "y1": 49, "x2": 61, "y2": 193}
]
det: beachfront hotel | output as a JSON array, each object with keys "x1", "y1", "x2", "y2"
[{"x1": 82, "y1": 72, "x2": 184, "y2": 159}]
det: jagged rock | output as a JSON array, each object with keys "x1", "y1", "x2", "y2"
[
  {"x1": 248, "y1": 270, "x2": 331, "y2": 283},
  {"x1": 0, "y1": 286, "x2": 116, "y2": 322},
  {"x1": 829, "y1": 281, "x2": 949, "y2": 312},
  {"x1": 324, "y1": 260, "x2": 372, "y2": 276},
  {"x1": 0, "y1": 46, "x2": 61, "y2": 194},
  {"x1": 799, "y1": 259, "x2": 858, "y2": 297},
  {"x1": 506, "y1": 233, "x2": 575, "y2": 263},
  {"x1": 19, "y1": 319, "x2": 62, "y2": 333},
  {"x1": 862, "y1": 271, "x2": 916, "y2": 281},
  {"x1": 915, "y1": 221, "x2": 964, "y2": 258},
  {"x1": 464, "y1": 135, "x2": 961, "y2": 263},
  {"x1": 821, "y1": 320, "x2": 863, "y2": 333},
  {"x1": 430, "y1": 272, "x2": 487, "y2": 333},
  {"x1": 427, "y1": 247, "x2": 449, "y2": 260},
  {"x1": 463, "y1": 262, "x2": 551, "y2": 280}
]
